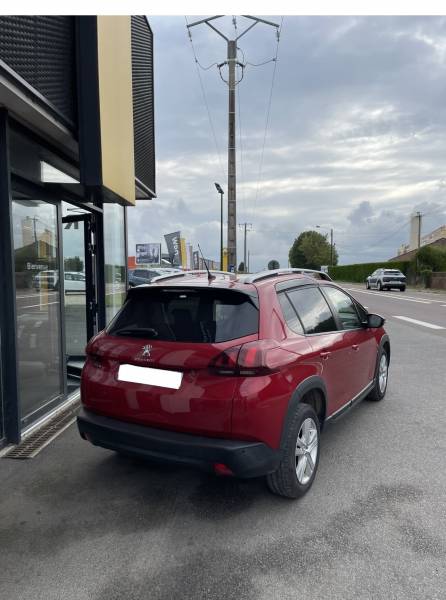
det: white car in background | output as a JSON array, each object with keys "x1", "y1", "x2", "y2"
[{"x1": 33, "y1": 270, "x2": 86, "y2": 292}]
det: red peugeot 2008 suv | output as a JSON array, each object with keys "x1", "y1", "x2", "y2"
[{"x1": 78, "y1": 269, "x2": 390, "y2": 498}]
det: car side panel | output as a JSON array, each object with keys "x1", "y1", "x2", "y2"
[{"x1": 231, "y1": 343, "x2": 318, "y2": 449}]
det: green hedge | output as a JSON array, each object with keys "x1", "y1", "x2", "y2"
[{"x1": 328, "y1": 261, "x2": 410, "y2": 283}]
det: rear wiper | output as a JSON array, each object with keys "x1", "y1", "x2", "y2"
[{"x1": 112, "y1": 327, "x2": 159, "y2": 338}]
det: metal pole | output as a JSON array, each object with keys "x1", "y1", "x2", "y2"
[
  {"x1": 220, "y1": 190, "x2": 223, "y2": 269},
  {"x1": 227, "y1": 39, "x2": 237, "y2": 271},
  {"x1": 417, "y1": 212, "x2": 422, "y2": 248},
  {"x1": 330, "y1": 228, "x2": 333, "y2": 266},
  {"x1": 243, "y1": 223, "x2": 247, "y2": 272}
]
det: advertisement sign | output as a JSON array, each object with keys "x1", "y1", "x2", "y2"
[
  {"x1": 193, "y1": 250, "x2": 199, "y2": 270},
  {"x1": 164, "y1": 231, "x2": 181, "y2": 266},
  {"x1": 136, "y1": 243, "x2": 161, "y2": 265}
]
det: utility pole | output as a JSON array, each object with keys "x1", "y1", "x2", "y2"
[
  {"x1": 187, "y1": 16, "x2": 280, "y2": 272},
  {"x1": 330, "y1": 228, "x2": 333, "y2": 266},
  {"x1": 416, "y1": 211, "x2": 422, "y2": 249},
  {"x1": 239, "y1": 222, "x2": 252, "y2": 272}
]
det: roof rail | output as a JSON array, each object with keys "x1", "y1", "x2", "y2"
[
  {"x1": 243, "y1": 268, "x2": 331, "y2": 284},
  {"x1": 150, "y1": 270, "x2": 237, "y2": 283}
]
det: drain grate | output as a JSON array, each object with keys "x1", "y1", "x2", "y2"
[{"x1": 3, "y1": 400, "x2": 80, "y2": 459}]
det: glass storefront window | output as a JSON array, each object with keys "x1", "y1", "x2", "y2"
[
  {"x1": 103, "y1": 204, "x2": 126, "y2": 323},
  {"x1": 13, "y1": 199, "x2": 63, "y2": 422}
]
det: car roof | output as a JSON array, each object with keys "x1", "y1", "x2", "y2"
[{"x1": 129, "y1": 269, "x2": 331, "y2": 298}]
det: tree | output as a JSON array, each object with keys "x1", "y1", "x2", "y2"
[
  {"x1": 417, "y1": 246, "x2": 446, "y2": 272},
  {"x1": 64, "y1": 256, "x2": 84, "y2": 272},
  {"x1": 289, "y1": 231, "x2": 338, "y2": 269}
]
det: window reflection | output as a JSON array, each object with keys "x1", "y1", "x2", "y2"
[
  {"x1": 13, "y1": 200, "x2": 62, "y2": 421},
  {"x1": 104, "y1": 204, "x2": 126, "y2": 323}
]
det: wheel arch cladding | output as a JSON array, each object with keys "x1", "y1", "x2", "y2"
[
  {"x1": 380, "y1": 334, "x2": 391, "y2": 364},
  {"x1": 280, "y1": 376, "x2": 328, "y2": 449}
]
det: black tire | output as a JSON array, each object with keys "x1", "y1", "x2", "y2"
[
  {"x1": 367, "y1": 347, "x2": 389, "y2": 402},
  {"x1": 401, "y1": 286, "x2": 406, "y2": 292},
  {"x1": 266, "y1": 403, "x2": 320, "y2": 499},
  {"x1": 377, "y1": 281, "x2": 382, "y2": 291},
  {"x1": 366, "y1": 280, "x2": 370, "y2": 289}
]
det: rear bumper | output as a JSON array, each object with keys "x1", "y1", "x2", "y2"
[
  {"x1": 383, "y1": 282, "x2": 405, "y2": 287},
  {"x1": 77, "y1": 409, "x2": 281, "y2": 478}
]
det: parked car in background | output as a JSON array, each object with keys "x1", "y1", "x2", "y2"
[
  {"x1": 128, "y1": 268, "x2": 182, "y2": 287},
  {"x1": 33, "y1": 270, "x2": 58, "y2": 290},
  {"x1": 64, "y1": 271, "x2": 86, "y2": 292},
  {"x1": 78, "y1": 268, "x2": 390, "y2": 499},
  {"x1": 366, "y1": 268, "x2": 406, "y2": 291},
  {"x1": 33, "y1": 270, "x2": 85, "y2": 292}
]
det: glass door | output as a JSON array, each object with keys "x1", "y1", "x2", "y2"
[
  {"x1": 62, "y1": 204, "x2": 97, "y2": 388},
  {"x1": 13, "y1": 198, "x2": 64, "y2": 426}
]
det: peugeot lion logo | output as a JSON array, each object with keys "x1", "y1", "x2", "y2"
[{"x1": 142, "y1": 344, "x2": 152, "y2": 358}]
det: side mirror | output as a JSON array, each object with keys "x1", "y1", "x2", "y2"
[{"x1": 365, "y1": 313, "x2": 385, "y2": 328}]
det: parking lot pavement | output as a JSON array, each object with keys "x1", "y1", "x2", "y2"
[{"x1": 1, "y1": 305, "x2": 446, "y2": 599}]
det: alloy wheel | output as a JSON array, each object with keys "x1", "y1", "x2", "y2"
[
  {"x1": 378, "y1": 353, "x2": 388, "y2": 394},
  {"x1": 295, "y1": 417, "x2": 319, "y2": 485}
]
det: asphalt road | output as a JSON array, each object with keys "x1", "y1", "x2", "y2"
[
  {"x1": 1, "y1": 285, "x2": 445, "y2": 599},
  {"x1": 343, "y1": 283, "x2": 446, "y2": 338}
]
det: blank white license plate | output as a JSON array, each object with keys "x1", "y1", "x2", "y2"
[{"x1": 118, "y1": 364, "x2": 183, "y2": 389}]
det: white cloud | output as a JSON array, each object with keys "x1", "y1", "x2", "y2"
[{"x1": 128, "y1": 16, "x2": 446, "y2": 271}]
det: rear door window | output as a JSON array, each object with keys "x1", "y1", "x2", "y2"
[
  {"x1": 108, "y1": 288, "x2": 259, "y2": 342},
  {"x1": 287, "y1": 286, "x2": 337, "y2": 334}
]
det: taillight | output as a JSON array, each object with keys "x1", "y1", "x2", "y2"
[
  {"x1": 209, "y1": 345, "x2": 241, "y2": 375},
  {"x1": 210, "y1": 340, "x2": 296, "y2": 377}
]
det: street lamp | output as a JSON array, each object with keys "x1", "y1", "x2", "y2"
[
  {"x1": 215, "y1": 183, "x2": 224, "y2": 269},
  {"x1": 315, "y1": 225, "x2": 334, "y2": 266}
]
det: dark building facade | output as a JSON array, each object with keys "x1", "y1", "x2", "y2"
[{"x1": 0, "y1": 16, "x2": 155, "y2": 446}]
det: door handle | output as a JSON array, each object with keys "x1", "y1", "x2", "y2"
[
  {"x1": 352, "y1": 344, "x2": 359, "y2": 351},
  {"x1": 320, "y1": 351, "x2": 331, "y2": 360}
]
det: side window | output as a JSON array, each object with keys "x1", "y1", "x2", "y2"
[
  {"x1": 287, "y1": 287, "x2": 337, "y2": 334},
  {"x1": 323, "y1": 287, "x2": 362, "y2": 330},
  {"x1": 277, "y1": 293, "x2": 304, "y2": 334}
]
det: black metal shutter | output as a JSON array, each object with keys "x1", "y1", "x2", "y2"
[
  {"x1": 0, "y1": 16, "x2": 76, "y2": 127},
  {"x1": 131, "y1": 16, "x2": 155, "y2": 198}
]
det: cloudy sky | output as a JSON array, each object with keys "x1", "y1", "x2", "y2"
[{"x1": 127, "y1": 15, "x2": 446, "y2": 271}]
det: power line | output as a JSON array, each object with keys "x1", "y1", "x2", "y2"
[
  {"x1": 251, "y1": 16, "x2": 284, "y2": 223},
  {"x1": 185, "y1": 16, "x2": 226, "y2": 181}
]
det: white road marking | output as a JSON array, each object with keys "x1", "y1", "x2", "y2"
[
  {"x1": 345, "y1": 288, "x2": 431, "y2": 304},
  {"x1": 21, "y1": 301, "x2": 60, "y2": 309},
  {"x1": 346, "y1": 287, "x2": 446, "y2": 304},
  {"x1": 393, "y1": 316, "x2": 445, "y2": 330},
  {"x1": 400, "y1": 295, "x2": 446, "y2": 304},
  {"x1": 16, "y1": 292, "x2": 59, "y2": 299}
]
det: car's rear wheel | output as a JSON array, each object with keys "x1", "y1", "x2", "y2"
[
  {"x1": 377, "y1": 281, "x2": 383, "y2": 291},
  {"x1": 367, "y1": 347, "x2": 389, "y2": 402},
  {"x1": 266, "y1": 403, "x2": 320, "y2": 499}
]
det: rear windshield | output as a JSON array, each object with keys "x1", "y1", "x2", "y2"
[
  {"x1": 108, "y1": 288, "x2": 259, "y2": 343},
  {"x1": 384, "y1": 270, "x2": 403, "y2": 275}
]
